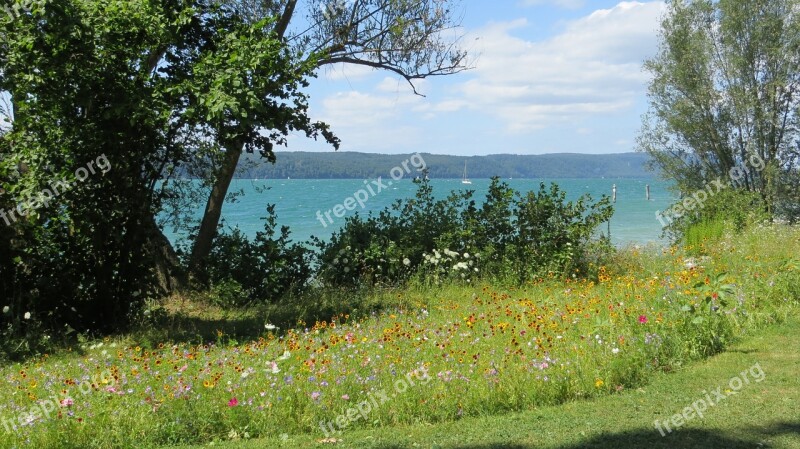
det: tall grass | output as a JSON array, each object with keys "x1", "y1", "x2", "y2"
[{"x1": 683, "y1": 218, "x2": 729, "y2": 253}]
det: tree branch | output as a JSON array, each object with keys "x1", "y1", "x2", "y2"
[{"x1": 275, "y1": 0, "x2": 298, "y2": 40}]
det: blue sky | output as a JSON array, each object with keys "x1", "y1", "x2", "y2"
[{"x1": 292, "y1": 1, "x2": 667, "y2": 156}]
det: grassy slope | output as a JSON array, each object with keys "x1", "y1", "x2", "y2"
[{"x1": 171, "y1": 317, "x2": 800, "y2": 449}]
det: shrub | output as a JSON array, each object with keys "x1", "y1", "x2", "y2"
[
  {"x1": 664, "y1": 189, "x2": 770, "y2": 244},
  {"x1": 185, "y1": 205, "x2": 314, "y2": 306},
  {"x1": 316, "y1": 177, "x2": 614, "y2": 288}
]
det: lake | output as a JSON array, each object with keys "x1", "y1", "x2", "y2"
[{"x1": 162, "y1": 178, "x2": 675, "y2": 247}]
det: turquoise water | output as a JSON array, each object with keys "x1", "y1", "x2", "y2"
[{"x1": 163, "y1": 178, "x2": 675, "y2": 246}]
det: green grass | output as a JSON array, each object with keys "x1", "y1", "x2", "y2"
[
  {"x1": 0, "y1": 225, "x2": 798, "y2": 448},
  {"x1": 169, "y1": 316, "x2": 800, "y2": 448}
]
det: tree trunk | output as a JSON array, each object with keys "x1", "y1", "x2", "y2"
[
  {"x1": 142, "y1": 213, "x2": 186, "y2": 294},
  {"x1": 188, "y1": 142, "x2": 243, "y2": 277},
  {"x1": 185, "y1": 2, "x2": 298, "y2": 280}
]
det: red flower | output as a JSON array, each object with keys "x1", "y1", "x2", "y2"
[
  {"x1": 711, "y1": 292, "x2": 719, "y2": 300},
  {"x1": 228, "y1": 397, "x2": 238, "y2": 407},
  {"x1": 638, "y1": 315, "x2": 648, "y2": 324}
]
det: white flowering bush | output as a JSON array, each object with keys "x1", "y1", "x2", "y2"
[{"x1": 416, "y1": 249, "x2": 480, "y2": 285}]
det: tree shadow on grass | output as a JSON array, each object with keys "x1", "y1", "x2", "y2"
[
  {"x1": 138, "y1": 311, "x2": 266, "y2": 345},
  {"x1": 372, "y1": 421, "x2": 799, "y2": 449},
  {"x1": 135, "y1": 289, "x2": 404, "y2": 346}
]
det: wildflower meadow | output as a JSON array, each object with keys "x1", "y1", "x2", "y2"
[{"x1": 0, "y1": 224, "x2": 797, "y2": 448}]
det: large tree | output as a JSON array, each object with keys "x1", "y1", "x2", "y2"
[
  {"x1": 185, "y1": 0, "x2": 468, "y2": 276},
  {"x1": 638, "y1": 0, "x2": 800, "y2": 217},
  {"x1": 0, "y1": 0, "x2": 467, "y2": 333}
]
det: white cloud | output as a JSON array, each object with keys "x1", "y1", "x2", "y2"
[
  {"x1": 313, "y1": 84, "x2": 428, "y2": 151},
  {"x1": 442, "y1": 1, "x2": 665, "y2": 133},
  {"x1": 304, "y1": 1, "x2": 666, "y2": 154}
]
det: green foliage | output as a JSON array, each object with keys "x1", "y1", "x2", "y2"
[
  {"x1": 315, "y1": 177, "x2": 614, "y2": 288},
  {"x1": 0, "y1": 0, "x2": 180, "y2": 337},
  {"x1": 509, "y1": 182, "x2": 614, "y2": 283},
  {"x1": 664, "y1": 188, "x2": 770, "y2": 245},
  {"x1": 639, "y1": 0, "x2": 800, "y2": 218},
  {"x1": 678, "y1": 272, "x2": 738, "y2": 357},
  {"x1": 0, "y1": 0, "x2": 336, "y2": 346},
  {"x1": 185, "y1": 205, "x2": 315, "y2": 306},
  {"x1": 683, "y1": 218, "x2": 728, "y2": 251},
  {"x1": 313, "y1": 178, "x2": 474, "y2": 288}
]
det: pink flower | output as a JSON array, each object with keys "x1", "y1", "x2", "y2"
[
  {"x1": 60, "y1": 398, "x2": 74, "y2": 407},
  {"x1": 638, "y1": 315, "x2": 648, "y2": 324},
  {"x1": 311, "y1": 391, "x2": 321, "y2": 401},
  {"x1": 228, "y1": 397, "x2": 238, "y2": 407},
  {"x1": 341, "y1": 394, "x2": 350, "y2": 400}
]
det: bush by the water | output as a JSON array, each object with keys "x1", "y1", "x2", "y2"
[
  {"x1": 183, "y1": 205, "x2": 314, "y2": 307},
  {"x1": 314, "y1": 177, "x2": 614, "y2": 289}
]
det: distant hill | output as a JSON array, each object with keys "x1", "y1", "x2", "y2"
[{"x1": 235, "y1": 151, "x2": 656, "y2": 179}]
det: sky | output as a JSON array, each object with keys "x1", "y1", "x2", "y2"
[{"x1": 291, "y1": 0, "x2": 668, "y2": 156}]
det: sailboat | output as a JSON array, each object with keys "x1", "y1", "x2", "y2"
[{"x1": 461, "y1": 161, "x2": 472, "y2": 185}]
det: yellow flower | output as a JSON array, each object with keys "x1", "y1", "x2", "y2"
[{"x1": 595, "y1": 379, "x2": 604, "y2": 388}]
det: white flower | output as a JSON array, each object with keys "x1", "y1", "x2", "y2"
[
  {"x1": 277, "y1": 350, "x2": 291, "y2": 361},
  {"x1": 264, "y1": 324, "x2": 278, "y2": 331},
  {"x1": 344, "y1": 267, "x2": 351, "y2": 273},
  {"x1": 333, "y1": 258, "x2": 339, "y2": 265},
  {"x1": 463, "y1": 253, "x2": 470, "y2": 259},
  {"x1": 403, "y1": 258, "x2": 411, "y2": 266},
  {"x1": 2, "y1": 306, "x2": 9, "y2": 314},
  {"x1": 612, "y1": 348, "x2": 620, "y2": 354},
  {"x1": 23, "y1": 312, "x2": 31, "y2": 320}
]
